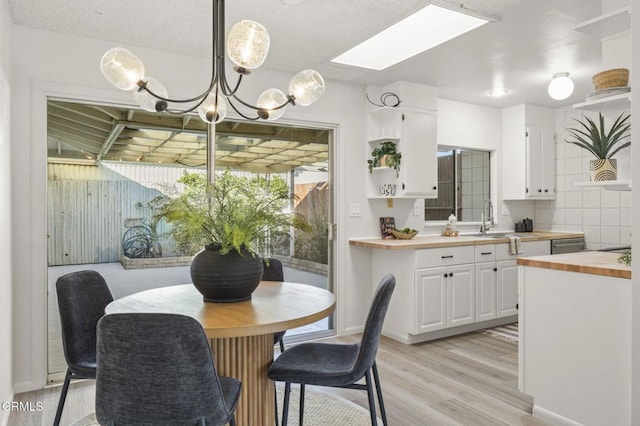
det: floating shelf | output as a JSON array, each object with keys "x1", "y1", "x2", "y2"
[
  {"x1": 368, "y1": 137, "x2": 400, "y2": 145},
  {"x1": 573, "y1": 6, "x2": 631, "y2": 39},
  {"x1": 572, "y1": 92, "x2": 631, "y2": 112},
  {"x1": 574, "y1": 179, "x2": 631, "y2": 191}
]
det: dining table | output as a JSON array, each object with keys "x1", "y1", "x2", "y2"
[{"x1": 104, "y1": 281, "x2": 336, "y2": 426}]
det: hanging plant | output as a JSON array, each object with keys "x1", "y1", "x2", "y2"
[{"x1": 368, "y1": 141, "x2": 401, "y2": 176}]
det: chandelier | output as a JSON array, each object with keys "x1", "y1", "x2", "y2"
[{"x1": 99, "y1": 0, "x2": 325, "y2": 123}]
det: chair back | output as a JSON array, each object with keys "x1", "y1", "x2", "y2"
[
  {"x1": 56, "y1": 270, "x2": 114, "y2": 375},
  {"x1": 261, "y1": 258, "x2": 284, "y2": 281},
  {"x1": 354, "y1": 274, "x2": 395, "y2": 377},
  {"x1": 96, "y1": 313, "x2": 234, "y2": 426}
]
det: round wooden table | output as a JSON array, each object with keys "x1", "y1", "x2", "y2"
[{"x1": 104, "y1": 281, "x2": 335, "y2": 426}]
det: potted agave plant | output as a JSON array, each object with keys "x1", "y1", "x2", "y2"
[
  {"x1": 566, "y1": 111, "x2": 631, "y2": 181},
  {"x1": 149, "y1": 170, "x2": 308, "y2": 302}
]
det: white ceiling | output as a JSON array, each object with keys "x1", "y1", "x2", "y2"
[{"x1": 9, "y1": 0, "x2": 608, "y2": 109}]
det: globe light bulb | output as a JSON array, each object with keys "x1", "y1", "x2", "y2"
[
  {"x1": 547, "y1": 72, "x2": 574, "y2": 101},
  {"x1": 289, "y1": 70, "x2": 325, "y2": 106},
  {"x1": 100, "y1": 47, "x2": 145, "y2": 91},
  {"x1": 227, "y1": 20, "x2": 270, "y2": 70},
  {"x1": 134, "y1": 77, "x2": 169, "y2": 112},
  {"x1": 197, "y1": 90, "x2": 227, "y2": 124},
  {"x1": 256, "y1": 88, "x2": 288, "y2": 120}
]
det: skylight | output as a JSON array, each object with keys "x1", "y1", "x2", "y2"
[{"x1": 331, "y1": 4, "x2": 489, "y2": 71}]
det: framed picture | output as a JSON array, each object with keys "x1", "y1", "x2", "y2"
[{"x1": 379, "y1": 217, "x2": 396, "y2": 239}]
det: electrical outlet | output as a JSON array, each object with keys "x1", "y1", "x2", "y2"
[
  {"x1": 413, "y1": 200, "x2": 422, "y2": 216},
  {"x1": 349, "y1": 203, "x2": 362, "y2": 217}
]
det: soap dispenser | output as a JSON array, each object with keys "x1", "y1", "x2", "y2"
[{"x1": 448, "y1": 211, "x2": 457, "y2": 229}]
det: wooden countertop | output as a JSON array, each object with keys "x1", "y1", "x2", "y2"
[
  {"x1": 349, "y1": 231, "x2": 584, "y2": 250},
  {"x1": 517, "y1": 251, "x2": 631, "y2": 279}
]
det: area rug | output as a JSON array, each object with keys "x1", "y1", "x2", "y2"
[
  {"x1": 71, "y1": 384, "x2": 379, "y2": 426},
  {"x1": 478, "y1": 323, "x2": 519, "y2": 343}
]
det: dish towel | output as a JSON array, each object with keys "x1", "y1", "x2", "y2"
[{"x1": 508, "y1": 235, "x2": 523, "y2": 255}]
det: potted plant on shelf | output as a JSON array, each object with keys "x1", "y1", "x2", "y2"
[
  {"x1": 148, "y1": 171, "x2": 308, "y2": 302},
  {"x1": 566, "y1": 111, "x2": 631, "y2": 181},
  {"x1": 368, "y1": 141, "x2": 401, "y2": 176}
]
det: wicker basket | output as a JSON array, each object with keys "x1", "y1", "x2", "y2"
[
  {"x1": 592, "y1": 68, "x2": 629, "y2": 91},
  {"x1": 390, "y1": 229, "x2": 418, "y2": 240}
]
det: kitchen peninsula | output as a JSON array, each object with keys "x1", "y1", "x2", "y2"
[
  {"x1": 350, "y1": 231, "x2": 583, "y2": 344},
  {"x1": 518, "y1": 251, "x2": 631, "y2": 425}
]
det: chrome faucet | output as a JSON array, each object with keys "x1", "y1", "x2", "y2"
[{"x1": 480, "y1": 199, "x2": 494, "y2": 235}]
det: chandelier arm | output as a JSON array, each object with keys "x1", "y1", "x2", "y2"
[
  {"x1": 141, "y1": 83, "x2": 217, "y2": 105},
  {"x1": 229, "y1": 93, "x2": 293, "y2": 112},
  {"x1": 226, "y1": 98, "x2": 262, "y2": 121}
]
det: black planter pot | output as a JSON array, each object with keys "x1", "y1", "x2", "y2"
[{"x1": 190, "y1": 245, "x2": 264, "y2": 303}]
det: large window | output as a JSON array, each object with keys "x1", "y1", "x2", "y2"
[{"x1": 424, "y1": 148, "x2": 490, "y2": 222}]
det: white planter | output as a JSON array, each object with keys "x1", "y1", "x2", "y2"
[{"x1": 589, "y1": 158, "x2": 617, "y2": 181}]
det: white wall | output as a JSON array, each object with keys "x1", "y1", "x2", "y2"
[
  {"x1": 10, "y1": 25, "x2": 369, "y2": 390},
  {"x1": 0, "y1": 0, "x2": 13, "y2": 421}
]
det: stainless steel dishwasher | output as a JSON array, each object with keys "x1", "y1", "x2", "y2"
[{"x1": 550, "y1": 237, "x2": 586, "y2": 254}]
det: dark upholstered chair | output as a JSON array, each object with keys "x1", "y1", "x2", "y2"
[
  {"x1": 268, "y1": 274, "x2": 395, "y2": 426},
  {"x1": 54, "y1": 270, "x2": 114, "y2": 426},
  {"x1": 262, "y1": 258, "x2": 286, "y2": 352},
  {"x1": 96, "y1": 313, "x2": 241, "y2": 426}
]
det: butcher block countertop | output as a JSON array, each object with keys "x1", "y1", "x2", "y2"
[
  {"x1": 349, "y1": 231, "x2": 584, "y2": 250},
  {"x1": 517, "y1": 251, "x2": 631, "y2": 279}
]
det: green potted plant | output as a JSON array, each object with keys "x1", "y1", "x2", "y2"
[
  {"x1": 368, "y1": 141, "x2": 401, "y2": 176},
  {"x1": 566, "y1": 111, "x2": 631, "y2": 181},
  {"x1": 148, "y1": 170, "x2": 308, "y2": 302}
]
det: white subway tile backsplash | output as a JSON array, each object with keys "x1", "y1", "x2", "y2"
[
  {"x1": 601, "y1": 191, "x2": 621, "y2": 208},
  {"x1": 552, "y1": 209, "x2": 566, "y2": 225},
  {"x1": 565, "y1": 192, "x2": 582, "y2": 208},
  {"x1": 583, "y1": 209, "x2": 601, "y2": 226},
  {"x1": 564, "y1": 174, "x2": 582, "y2": 192},
  {"x1": 620, "y1": 192, "x2": 632, "y2": 208},
  {"x1": 600, "y1": 226, "x2": 621, "y2": 245},
  {"x1": 582, "y1": 191, "x2": 601, "y2": 208},
  {"x1": 601, "y1": 208, "x2": 620, "y2": 226},
  {"x1": 556, "y1": 158, "x2": 566, "y2": 176},
  {"x1": 565, "y1": 157, "x2": 583, "y2": 175},
  {"x1": 620, "y1": 228, "x2": 632, "y2": 245},
  {"x1": 583, "y1": 226, "x2": 601, "y2": 244},
  {"x1": 565, "y1": 208, "x2": 583, "y2": 226},
  {"x1": 621, "y1": 208, "x2": 632, "y2": 227}
]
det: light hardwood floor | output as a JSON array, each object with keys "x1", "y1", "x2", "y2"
[{"x1": 10, "y1": 332, "x2": 548, "y2": 425}]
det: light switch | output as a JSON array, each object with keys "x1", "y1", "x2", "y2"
[
  {"x1": 413, "y1": 200, "x2": 422, "y2": 216},
  {"x1": 349, "y1": 203, "x2": 362, "y2": 217}
]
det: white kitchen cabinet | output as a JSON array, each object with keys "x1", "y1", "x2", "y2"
[
  {"x1": 476, "y1": 261, "x2": 497, "y2": 322},
  {"x1": 366, "y1": 107, "x2": 437, "y2": 199},
  {"x1": 502, "y1": 105, "x2": 555, "y2": 200},
  {"x1": 415, "y1": 263, "x2": 474, "y2": 334},
  {"x1": 496, "y1": 260, "x2": 519, "y2": 317}
]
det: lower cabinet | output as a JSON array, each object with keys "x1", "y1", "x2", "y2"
[
  {"x1": 415, "y1": 264, "x2": 474, "y2": 334},
  {"x1": 496, "y1": 260, "x2": 518, "y2": 317},
  {"x1": 475, "y1": 262, "x2": 497, "y2": 322}
]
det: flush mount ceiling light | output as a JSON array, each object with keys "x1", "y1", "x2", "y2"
[
  {"x1": 488, "y1": 88, "x2": 508, "y2": 97},
  {"x1": 100, "y1": 0, "x2": 325, "y2": 124},
  {"x1": 547, "y1": 72, "x2": 574, "y2": 101},
  {"x1": 331, "y1": 2, "x2": 493, "y2": 71}
]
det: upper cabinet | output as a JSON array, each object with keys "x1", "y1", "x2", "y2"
[
  {"x1": 502, "y1": 105, "x2": 556, "y2": 200},
  {"x1": 366, "y1": 82, "x2": 438, "y2": 199}
]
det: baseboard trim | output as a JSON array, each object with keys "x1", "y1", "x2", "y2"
[
  {"x1": 533, "y1": 405, "x2": 583, "y2": 426},
  {"x1": 405, "y1": 316, "x2": 518, "y2": 344}
]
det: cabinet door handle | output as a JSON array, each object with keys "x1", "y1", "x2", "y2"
[
  {"x1": 449, "y1": 272, "x2": 454, "y2": 277},
  {"x1": 432, "y1": 186, "x2": 437, "y2": 190},
  {"x1": 493, "y1": 267, "x2": 497, "y2": 272},
  {"x1": 481, "y1": 252, "x2": 492, "y2": 255},
  {"x1": 441, "y1": 255, "x2": 453, "y2": 259},
  {"x1": 537, "y1": 189, "x2": 542, "y2": 193},
  {"x1": 544, "y1": 189, "x2": 549, "y2": 193},
  {"x1": 443, "y1": 273, "x2": 448, "y2": 278}
]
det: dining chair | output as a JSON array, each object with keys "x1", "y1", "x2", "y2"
[
  {"x1": 262, "y1": 257, "x2": 286, "y2": 352},
  {"x1": 54, "y1": 270, "x2": 114, "y2": 426},
  {"x1": 95, "y1": 313, "x2": 241, "y2": 426},
  {"x1": 268, "y1": 273, "x2": 395, "y2": 426}
]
